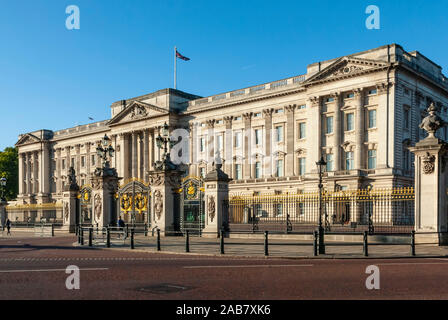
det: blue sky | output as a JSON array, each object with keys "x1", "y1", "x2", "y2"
[{"x1": 0, "y1": 0, "x2": 447, "y2": 151}]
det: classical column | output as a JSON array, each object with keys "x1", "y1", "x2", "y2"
[
  {"x1": 143, "y1": 129, "x2": 150, "y2": 181},
  {"x1": 285, "y1": 105, "x2": 296, "y2": 176},
  {"x1": 149, "y1": 129, "x2": 155, "y2": 171},
  {"x1": 137, "y1": 131, "x2": 142, "y2": 179},
  {"x1": 333, "y1": 92, "x2": 342, "y2": 172},
  {"x1": 307, "y1": 96, "x2": 321, "y2": 173},
  {"x1": 224, "y1": 117, "x2": 233, "y2": 176},
  {"x1": 85, "y1": 143, "x2": 91, "y2": 186},
  {"x1": 27, "y1": 152, "x2": 32, "y2": 195},
  {"x1": 18, "y1": 153, "x2": 24, "y2": 195},
  {"x1": 263, "y1": 108, "x2": 273, "y2": 177},
  {"x1": 354, "y1": 88, "x2": 365, "y2": 170},
  {"x1": 243, "y1": 112, "x2": 253, "y2": 179},
  {"x1": 56, "y1": 149, "x2": 61, "y2": 193},
  {"x1": 42, "y1": 142, "x2": 50, "y2": 196},
  {"x1": 189, "y1": 123, "x2": 196, "y2": 176},
  {"x1": 132, "y1": 131, "x2": 138, "y2": 178},
  {"x1": 33, "y1": 152, "x2": 39, "y2": 194},
  {"x1": 207, "y1": 120, "x2": 216, "y2": 172}
]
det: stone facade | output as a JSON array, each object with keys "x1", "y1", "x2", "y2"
[{"x1": 14, "y1": 44, "x2": 448, "y2": 216}]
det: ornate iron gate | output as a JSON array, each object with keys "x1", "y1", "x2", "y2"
[
  {"x1": 116, "y1": 179, "x2": 151, "y2": 226},
  {"x1": 78, "y1": 186, "x2": 93, "y2": 226},
  {"x1": 180, "y1": 176, "x2": 205, "y2": 235}
]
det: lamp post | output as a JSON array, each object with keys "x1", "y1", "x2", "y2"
[
  {"x1": 154, "y1": 122, "x2": 178, "y2": 171},
  {"x1": 0, "y1": 177, "x2": 6, "y2": 201},
  {"x1": 96, "y1": 134, "x2": 115, "y2": 169},
  {"x1": 316, "y1": 156, "x2": 326, "y2": 254}
]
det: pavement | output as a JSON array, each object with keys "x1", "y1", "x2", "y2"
[
  {"x1": 82, "y1": 233, "x2": 448, "y2": 259},
  {"x1": 1, "y1": 234, "x2": 448, "y2": 299}
]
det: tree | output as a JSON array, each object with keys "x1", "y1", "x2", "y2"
[{"x1": 0, "y1": 147, "x2": 18, "y2": 201}]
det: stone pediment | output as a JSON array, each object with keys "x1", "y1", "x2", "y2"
[
  {"x1": 15, "y1": 133, "x2": 41, "y2": 146},
  {"x1": 304, "y1": 57, "x2": 391, "y2": 85},
  {"x1": 108, "y1": 101, "x2": 169, "y2": 125}
]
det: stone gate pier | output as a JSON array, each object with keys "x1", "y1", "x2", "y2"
[{"x1": 410, "y1": 103, "x2": 448, "y2": 245}]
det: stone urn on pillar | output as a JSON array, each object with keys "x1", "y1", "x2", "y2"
[
  {"x1": 409, "y1": 102, "x2": 448, "y2": 245},
  {"x1": 147, "y1": 122, "x2": 183, "y2": 235},
  {"x1": 90, "y1": 135, "x2": 121, "y2": 229},
  {"x1": 203, "y1": 156, "x2": 232, "y2": 238},
  {"x1": 62, "y1": 167, "x2": 79, "y2": 233}
]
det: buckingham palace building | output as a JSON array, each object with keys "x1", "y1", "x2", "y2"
[{"x1": 11, "y1": 43, "x2": 448, "y2": 224}]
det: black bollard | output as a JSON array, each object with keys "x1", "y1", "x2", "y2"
[
  {"x1": 51, "y1": 224, "x2": 55, "y2": 237},
  {"x1": 80, "y1": 228, "x2": 84, "y2": 246},
  {"x1": 157, "y1": 229, "x2": 161, "y2": 251},
  {"x1": 106, "y1": 228, "x2": 111, "y2": 248},
  {"x1": 264, "y1": 231, "x2": 269, "y2": 256},
  {"x1": 89, "y1": 228, "x2": 93, "y2": 247},
  {"x1": 313, "y1": 230, "x2": 318, "y2": 256},
  {"x1": 220, "y1": 229, "x2": 225, "y2": 254},
  {"x1": 185, "y1": 230, "x2": 190, "y2": 253},
  {"x1": 144, "y1": 224, "x2": 148, "y2": 237},
  {"x1": 363, "y1": 231, "x2": 368, "y2": 257},
  {"x1": 131, "y1": 229, "x2": 135, "y2": 249},
  {"x1": 411, "y1": 230, "x2": 416, "y2": 256}
]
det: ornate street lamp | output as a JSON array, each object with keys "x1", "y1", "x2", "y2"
[
  {"x1": 316, "y1": 156, "x2": 327, "y2": 254},
  {"x1": 0, "y1": 177, "x2": 6, "y2": 201},
  {"x1": 96, "y1": 134, "x2": 115, "y2": 169},
  {"x1": 154, "y1": 122, "x2": 178, "y2": 171}
]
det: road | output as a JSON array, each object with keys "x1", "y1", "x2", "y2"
[{"x1": 0, "y1": 235, "x2": 447, "y2": 300}]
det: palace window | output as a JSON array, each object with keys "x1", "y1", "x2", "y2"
[
  {"x1": 368, "y1": 150, "x2": 377, "y2": 169},
  {"x1": 346, "y1": 113, "x2": 354, "y2": 131},
  {"x1": 200, "y1": 167, "x2": 206, "y2": 179},
  {"x1": 235, "y1": 164, "x2": 242, "y2": 180},
  {"x1": 298, "y1": 122, "x2": 306, "y2": 139},
  {"x1": 217, "y1": 135, "x2": 223, "y2": 151},
  {"x1": 200, "y1": 137, "x2": 205, "y2": 152},
  {"x1": 368, "y1": 89, "x2": 377, "y2": 95},
  {"x1": 81, "y1": 156, "x2": 85, "y2": 168},
  {"x1": 275, "y1": 159, "x2": 284, "y2": 177},
  {"x1": 368, "y1": 109, "x2": 377, "y2": 129},
  {"x1": 62, "y1": 159, "x2": 66, "y2": 170},
  {"x1": 71, "y1": 158, "x2": 75, "y2": 168},
  {"x1": 404, "y1": 107, "x2": 410, "y2": 130},
  {"x1": 298, "y1": 105, "x2": 306, "y2": 110},
  {"x1": 345, "y1": 151, "x2": 354, "y2": 170},
  {"x1": 326, "y1": 116, "x2": 333, "y2": 134},
  {"x1": 255, "y1": 162, "x2": 262, "y2": 179},
  {"x1": 326, "y1": 154, "x2": 333, "y2": 172},
  {"x1": 346, "y1": 93, "x2": 354, "y2": 99},
  {"x1": 326, "y1": 97, "x2": 334, "y2": 103},
  {"x1": 234, "y1": 132, "x2": 242, "y2": 148},
  {"x1": 275, "y1": 125, "x2": 284, "y2": 143},
  {"x1": 91, "y1": 155, "x2": 96, "y2": 166},
  {"x1": 275, "y1": 108, "x2": 284, "y2": 114},
  {"x1": 298, "y1": 158, "x2": 306, "y2": 176},
  {"x1": 255, "y1": 129, "x2": 262, "y2": 146},
  {"x1": 254, "y1": 112, "x2": 262, "y2": 118}
]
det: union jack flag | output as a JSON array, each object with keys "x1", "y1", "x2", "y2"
[{"x1": 176, "y1": 50, "x2": 190, "y2": 61}]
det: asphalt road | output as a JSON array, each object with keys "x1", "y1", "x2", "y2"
[{"x1": 0, "y1": 235, "x2": 447, "y2": 300}]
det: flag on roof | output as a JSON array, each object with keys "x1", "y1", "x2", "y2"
[{"x1": 176, "y1": 50, "x2": 190, "y2": 61}]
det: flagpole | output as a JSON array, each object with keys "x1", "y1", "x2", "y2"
[{"x1": 174, "y1": 46, "x2": 177, "y2": 90}]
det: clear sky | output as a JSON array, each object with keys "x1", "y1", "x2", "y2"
[{"x1": 0, "y1": 0, "x2": 447, "y2": 151}]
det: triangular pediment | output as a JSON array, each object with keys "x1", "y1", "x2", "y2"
[
  {"x1": 15, "y1": 133, "x2": 41, "y2": 146},
  {"x1": 304, "y1": 57, "x2": 391, "y2": 85},
  {"x1": 108, "y1": 101, "x2": 169, "y2": 125}
]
